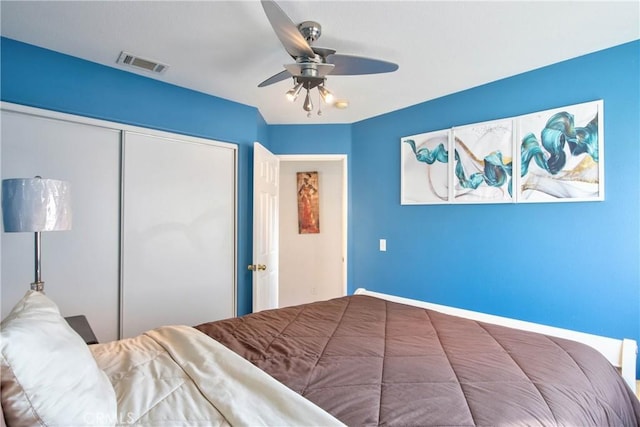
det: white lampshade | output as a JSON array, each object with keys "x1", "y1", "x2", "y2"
[{"x1": 2, "y1": 178, "x2": 72, "y2": 232}]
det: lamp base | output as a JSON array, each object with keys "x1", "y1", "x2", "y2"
[{"x1": 30, "y1": 281, "x2": 44, "y2": 292}]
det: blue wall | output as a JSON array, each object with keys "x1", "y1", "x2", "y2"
[
  {"x1": 3, "y1": 36, "x2": 639, "y2": 376},
  {"x1": 273, "y1": 41, "x2": 640, "y2": 376},
  {"x1": 0, "y1": 37, "x2": 261, "y2": 315},
  {"x1": 268, "y1": 124, "x2": 352, "y2": 155}
]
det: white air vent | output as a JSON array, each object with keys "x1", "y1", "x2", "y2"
[{"x1": 117, "y1": 51, "x2": 168, "y2": 74}]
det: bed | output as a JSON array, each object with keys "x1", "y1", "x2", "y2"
[{"x1": 1, "y1": 289, "x2": 639, "y2": 426}]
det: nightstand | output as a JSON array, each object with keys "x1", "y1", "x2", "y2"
[{"x1": 65, "y1": 315, "x2": 99, "y2": 345}]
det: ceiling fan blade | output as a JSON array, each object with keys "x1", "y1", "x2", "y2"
[
  {"x1": 258, "y1": 70, "x2": 292, "y2": 87},
  {"x1": 261, "y1": 0, "x2": 315, "y2": 59},
  {"x1": 326, "y1": 54, "x2": 399, "y2": 75}
]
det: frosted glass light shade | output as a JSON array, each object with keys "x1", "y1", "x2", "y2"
[{"x1": 2, "y1": 178, "x2": 72, "y2": 232}]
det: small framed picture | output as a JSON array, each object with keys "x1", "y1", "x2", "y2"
[{"x1": 297, "y1": 171, "x2": 320, "y2": 233}]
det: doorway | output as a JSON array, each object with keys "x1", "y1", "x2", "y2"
[{"x1": 278, "y1": 155, "x2": 347, "y2": 307}]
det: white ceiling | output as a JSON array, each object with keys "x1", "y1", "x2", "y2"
[{"x1": 1, "y1": 1, "x2": 638, "y2": 125}]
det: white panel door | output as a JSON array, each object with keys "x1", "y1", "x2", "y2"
[
  {"x1": 122, "y1": 131, "x2": 235, "y2": 338},
  {"x1": 1, "y1": 109, "x2": 121, "y2": 341},
  {"x1": 252, "y1": 142, "x2": 279, "y2": 312}
]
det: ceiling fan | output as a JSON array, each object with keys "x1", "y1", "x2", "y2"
[{"x1": 258, "y1": 0, "x2": 399, "y2": 116}]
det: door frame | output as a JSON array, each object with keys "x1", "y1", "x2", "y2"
[{"x1": 278, "y1": 154, "x2": 348, "y2": 297}]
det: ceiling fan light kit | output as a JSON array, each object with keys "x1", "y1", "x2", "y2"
[
  {"x1": 259, "y1": 0, "x2": 398, "y2": 117},
  {"x1": 286, "y1": 76, "x2": 335, "y2": 117},
  {"x1": 285, "y1": 82, "x2": 304, "y2": 101},
  {"x1": 303, "y1": 89, "x2": 314, "y2": 113},
  {"x1": 317, "y1": 85, "x2": 334, "y2": 104}
]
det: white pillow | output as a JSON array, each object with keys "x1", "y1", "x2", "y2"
[{"x1": 1, "y1": 290, "x2": 117, "y2": 426}]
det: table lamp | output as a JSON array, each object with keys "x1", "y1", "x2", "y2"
[{"x1": 2, "y1": 177, "x2": 72, "y2": 292}]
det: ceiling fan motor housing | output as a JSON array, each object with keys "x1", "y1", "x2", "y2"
[{"x1": 298, "y1": 21, "x2": 322, "y2": 44}]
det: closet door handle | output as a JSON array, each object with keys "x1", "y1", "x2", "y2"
[{"x1": 247, "y1": 264, "x2": 267, "y2": 271}]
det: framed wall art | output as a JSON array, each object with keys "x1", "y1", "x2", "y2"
[
  {"x1": 452, "y1": 119, "x2": 515, "y2": 204},
  {"x1": 401, "y1": 130, "x2": 450, "y2": 205},
  {"x1": 516, "y1": 100, "x2": 604, "y2": 203},
  {"x1": 400, "y1": 99, "x2": 604, "y2": 205},
  {"x1": 297, "y1": 171, "x2": 320, "y2": 233}
]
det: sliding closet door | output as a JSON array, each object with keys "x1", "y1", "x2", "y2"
[
  {"x1": 1, "y1": 109, "x2": 121, "y2": 342},
  {"x1": 121, "y1": 131, "x2": 235, "y2": 338}
]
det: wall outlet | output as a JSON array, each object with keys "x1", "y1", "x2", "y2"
[{"x1": 380, "y1": 239, "x2": 386, "y2": 251}]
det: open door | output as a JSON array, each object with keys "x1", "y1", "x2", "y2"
[{"x1": 250, "y1": 142, "x2": 280, "y2": 312}]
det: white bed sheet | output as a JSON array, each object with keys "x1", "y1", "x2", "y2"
[{"x1": 90, "y1": 325, "x2": 344, "y2": 427}]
